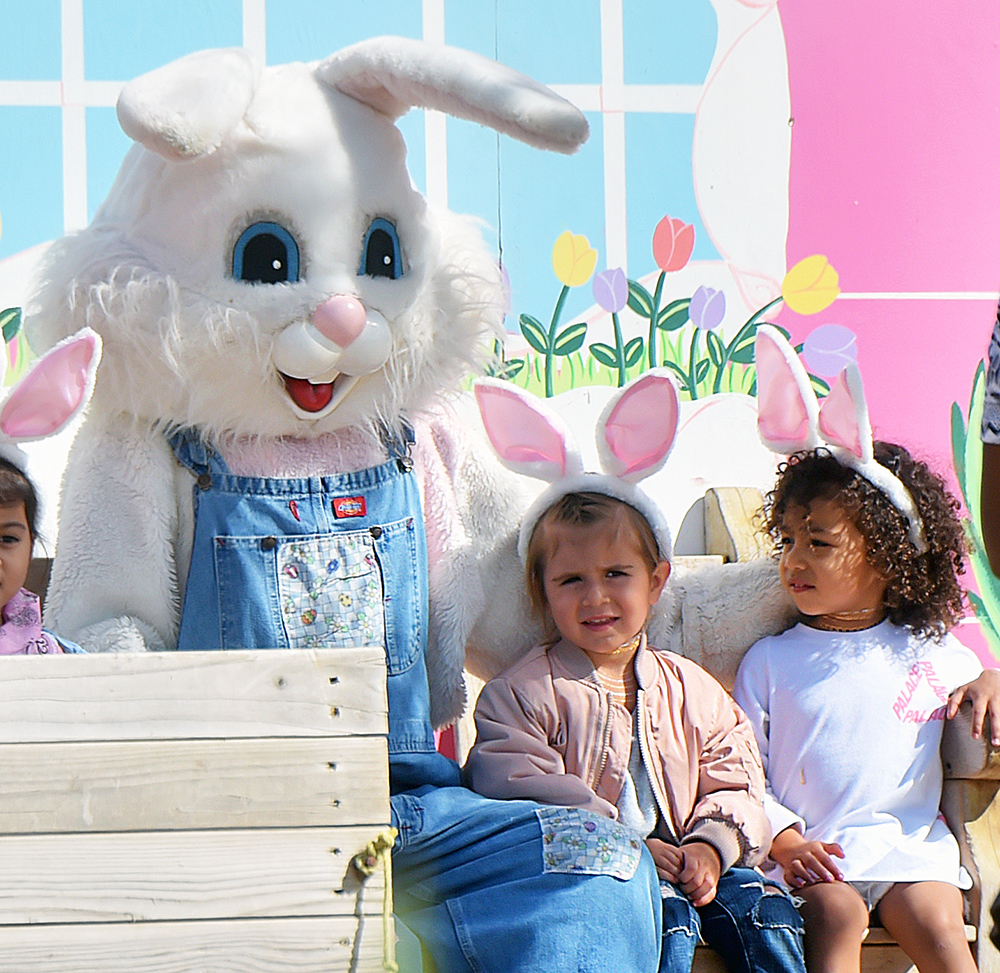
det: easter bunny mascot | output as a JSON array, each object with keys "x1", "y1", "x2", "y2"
[{"x1": 24, "y1": 38, "x2": 661, "y2": 972}]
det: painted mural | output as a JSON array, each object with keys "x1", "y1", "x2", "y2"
[{"x1": 1, "y1": 0, "x2": 998, "y2": 658}]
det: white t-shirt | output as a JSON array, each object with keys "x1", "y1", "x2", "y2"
[{"x1": 733, "y1": 620, "x2": 981, "y2": 886}]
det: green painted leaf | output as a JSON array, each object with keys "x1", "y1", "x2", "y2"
[
  {"x1": 951, "y1": 401, "x2": 969, "y2": 507},
  {"x1": 519, "y1": 314, "x2": 549, "y2": 354},
  {"x1": 705, "y1": 330, "x2": 725, "y2": 367},
  {"x1": 694, "y1": 359, "x2": 710, "y2": 383},
  {"x1": 662, "y1": 360, "x2": 688, "y2": 382},
  {"x1": 623, "y1": 336, "x2": 644, "y2": 368},
  {"x1": 589, "y1": 342, "x2": 618, "y2": 368},
  {"x1": 656, "y1": 298, "x2": 690, "y2": 332},
  {"x1": 809, "y1": 375, "x2": 830, "y2": 397},
  {"x1": 553, "y1": 322, "x2": 588, "y2": 356},
  {"x1": 500, "y1": 358, "x2": 525, "y2": 380},
  {"x1": 626, "y1": 280, "x2": 654, "y2": 318},
  {"x1": 0, "y1": 307, "x2": 21, "y2": 344},
  {"x1": 728, "y1": 337, "x2": 756, "y2": 365}
]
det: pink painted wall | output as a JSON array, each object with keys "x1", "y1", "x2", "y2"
[{"x1": 778, "y1": 0, "x2": 1000, "y2": 473}]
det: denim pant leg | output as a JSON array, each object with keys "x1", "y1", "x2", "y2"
[
  {"x1": 658, "y1": 882, "x2": 700, "y2": 973},
  {"x1": 392, "y1": 786, "x2": 662, "y2": 973},
  {"x1": 697, "y1": 868, "x2": 805, "y2": 973}
]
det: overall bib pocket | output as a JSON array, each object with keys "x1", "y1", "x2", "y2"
[{"x1": 213, "y1": 519, "x2": 422, "y2": 673}]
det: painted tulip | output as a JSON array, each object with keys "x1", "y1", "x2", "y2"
[
  {"x1": 593, "y1": 267, "x2": 628, "y2": 314},
  {"x1": 689, "y1": 285, "x2": 726, "y2": 330},
  {"x1": 781, "y1": 255, "x2": 840, "y2": 315},
  {"x1": 802, "y1": 323, "x2": 858, "y2": 378},
  {"x1": 552, "y1": 231, "x2": 598, "y2": 287},
  {"x1": 652, "y1": 216, "x2": 695, "y2": 273}
]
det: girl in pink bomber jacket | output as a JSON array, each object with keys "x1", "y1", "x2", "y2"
[{"x1": 464, "y1": 489, "x2": 806, "y2": 973}]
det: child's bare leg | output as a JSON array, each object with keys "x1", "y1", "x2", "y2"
[
  {"x1": 796, "y1": 882, "x2": 869, "y2": 973},
  {"x1": 877, "y1": 882, "x2": 976, "y2": 973}
]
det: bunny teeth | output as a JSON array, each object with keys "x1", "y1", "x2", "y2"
[{"x1": 272, "y1": 309, "x2": 392, "y2": 382}]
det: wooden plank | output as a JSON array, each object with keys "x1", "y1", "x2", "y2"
[
  {"x1": 0, "y1": 736, "x2": 388, "y2": 833},
  {"x1": 0, "y1": 827, "x2": 388, "y2": 924},
  {"x1": 0, "y1": 915, "x2": 388, "y2": 973},
  {"x1": 0, "y1": 648, "x2": 387, "y2": 742}
]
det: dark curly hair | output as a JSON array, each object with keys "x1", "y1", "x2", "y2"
[{"x1": 763, "y1": 443, "x2": 966, "y2": 639}]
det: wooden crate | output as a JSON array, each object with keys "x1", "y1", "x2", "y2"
[{"x1": 0, "y1": 647, "x2": 392, "y2": 973}]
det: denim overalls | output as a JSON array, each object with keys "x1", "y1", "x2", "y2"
[{"x1": 169, "y1": 427, "x2": 662, "y2": 973}]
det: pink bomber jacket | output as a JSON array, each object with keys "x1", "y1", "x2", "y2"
[{"x1": 465, "y1": 635, "x2": 770, "y2": 871}]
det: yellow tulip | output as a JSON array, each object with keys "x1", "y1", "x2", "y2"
[
  {"x1": 781, "y1": 255, "x2": 840, "y2": 315},
  {"x1": 552, "y1": 231, "x2": 598, "y2": 287}
]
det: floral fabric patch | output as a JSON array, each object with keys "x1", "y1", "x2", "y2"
[
  {"x1": 277, "y1": 533, "x2": 384, "y2": 648},
  {"x1": 536, "y1": 806, "x2": 642, "y2": 880}
]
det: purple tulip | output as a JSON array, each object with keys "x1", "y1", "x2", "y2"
[
  {"x1": 801, "y1": 324, "x2": 858, "y2": 378},
  {"x1": 593, "y1": 267, "x2": 628, "y2": 314},
  {"x1": 689, "y1": 285, "x2": 726, "y2": 330}
]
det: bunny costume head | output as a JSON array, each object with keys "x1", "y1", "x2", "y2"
[
  {"x1": 26, "y1": 38, "x2": 587, "y2": 443},
  {"x1": 754, "y1": 324, "x2": 927, "y2": 552},
  {"x1": 474, "y1": 370, "x2": 681, "y2": 563}
]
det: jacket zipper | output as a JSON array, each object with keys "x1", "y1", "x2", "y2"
[
  {"x1": 636, "y1": 687, "x2": 678, "y2": 842},
  {"x1": 592, "y1": 690, "x2": 613, "y2": 792}
]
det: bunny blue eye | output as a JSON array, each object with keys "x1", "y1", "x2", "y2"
[
  {"x1": 232, "y1": 222, "x2": 300, "y2": 284},
  {"x1": 360, "y1": 218, "x2": 402, "y2": 279}
]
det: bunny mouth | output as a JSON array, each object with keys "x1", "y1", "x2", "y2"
[
  {"x1": 279, "y1": 371, "x2": 361, "y2": 419},
  {"x1": 282, "y1": 373, "x2": 335, "y2": 413}
]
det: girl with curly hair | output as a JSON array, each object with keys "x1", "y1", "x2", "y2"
[{"x1": 733, "y1": 328, "x2": 1000, "y2": 973}]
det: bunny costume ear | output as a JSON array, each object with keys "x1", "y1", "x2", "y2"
[
  {"x1": 754, "y1": 325, "x2": 927, "y2": 552},
  {"x1": 318, "y1": 36, "x2": 589, "y2": 155},
  {"x1": 475, "y1": 371, "x2": 679, "y2": 563},
  {"x1": 0, "y1": 328, "x2": 102, "y2": 470}
]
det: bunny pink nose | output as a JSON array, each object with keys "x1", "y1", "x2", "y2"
[{"x1": 312, "y1": 295, "x2": 366, "y2": 348}]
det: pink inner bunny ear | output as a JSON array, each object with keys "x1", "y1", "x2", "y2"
[
  {"x1": 0, "y1": 333, "x2": 98, "y2": 439},
  {"x1": 474, "y1": 379, "x2": 573, "y2": 481},
  {"x1": 818, "y1": 367, "x2": 869, "y2": 460},
  {"x1": 755, "y1": 326, "x2": 817, "y2": 451},
  {"x1": 600, "y1": 371, "x2": 679, "y2": 481}
]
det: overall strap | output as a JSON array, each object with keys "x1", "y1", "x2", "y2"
[
  {"x1": 166, "y1": 426, "x2": 232, "y2": 488},
  {"x1": 379, "y1": 420, "x2": 415, "y2": 471}
]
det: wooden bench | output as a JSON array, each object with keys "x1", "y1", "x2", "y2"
[{"x1": 0, "y1": 647, "x2": 392, "y2": 973}]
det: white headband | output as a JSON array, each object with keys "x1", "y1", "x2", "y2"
[
  {"x1": 754, "y1": 324, "x2": 927, "y2": 553},
  {"x1": 474, "y1": 370, "x2": 680, "y2": 563}
]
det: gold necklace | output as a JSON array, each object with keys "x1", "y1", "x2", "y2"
[
  {"x1": 810, "y1": 607, "x2": 886, "y2": 632},
  {"x1": 608, "y1": 632, "x2": 642, "y2": 655}
]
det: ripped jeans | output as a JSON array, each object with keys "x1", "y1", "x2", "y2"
[{"x1": 659, "y1": 868, "x2": 805, "y2": 973}]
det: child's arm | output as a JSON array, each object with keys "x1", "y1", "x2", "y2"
[
  {"x1": 679, "y1": 662, "x2": 773, "y2": 870},
  {"x1": 731, "y1": 643, "x2": 812, "y2": 854},
  {"x1": 465, "y1": 673, "x2": 618, "y2": 818},
  {"x1": 768, "y1": 826, "x2": 845, "y2": 888},
  {"x1": 946, "y1": 666, "x2": 1000, "y2": 745}
]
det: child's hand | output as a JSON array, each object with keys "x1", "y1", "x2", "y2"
[
  {"x1": 645, "y1": 837, "x2": 685, "y2": 884},
  {"x1": 770, "y1": 826, "x2": 844, "y2": 888},
  {"x1": 677, "y1": 842, "x2": 722, "y2": 907},
  {"x1": 644, "y1": 838, "x2": 722, "y2": 906},
  {"x1": 947, "y1": 668, "x2": 1000, "y2": 746}
]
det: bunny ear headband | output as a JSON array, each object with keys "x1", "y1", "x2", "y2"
[
  {"x1": 754, "y1": 324, "x2": 927, "y2": 553},
  {"x1": 474, "y1": 370, "x2": 680, "y2": 563},
  {"x1": 0, "y1": 328, "x2": 102, "y2": 471}
]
